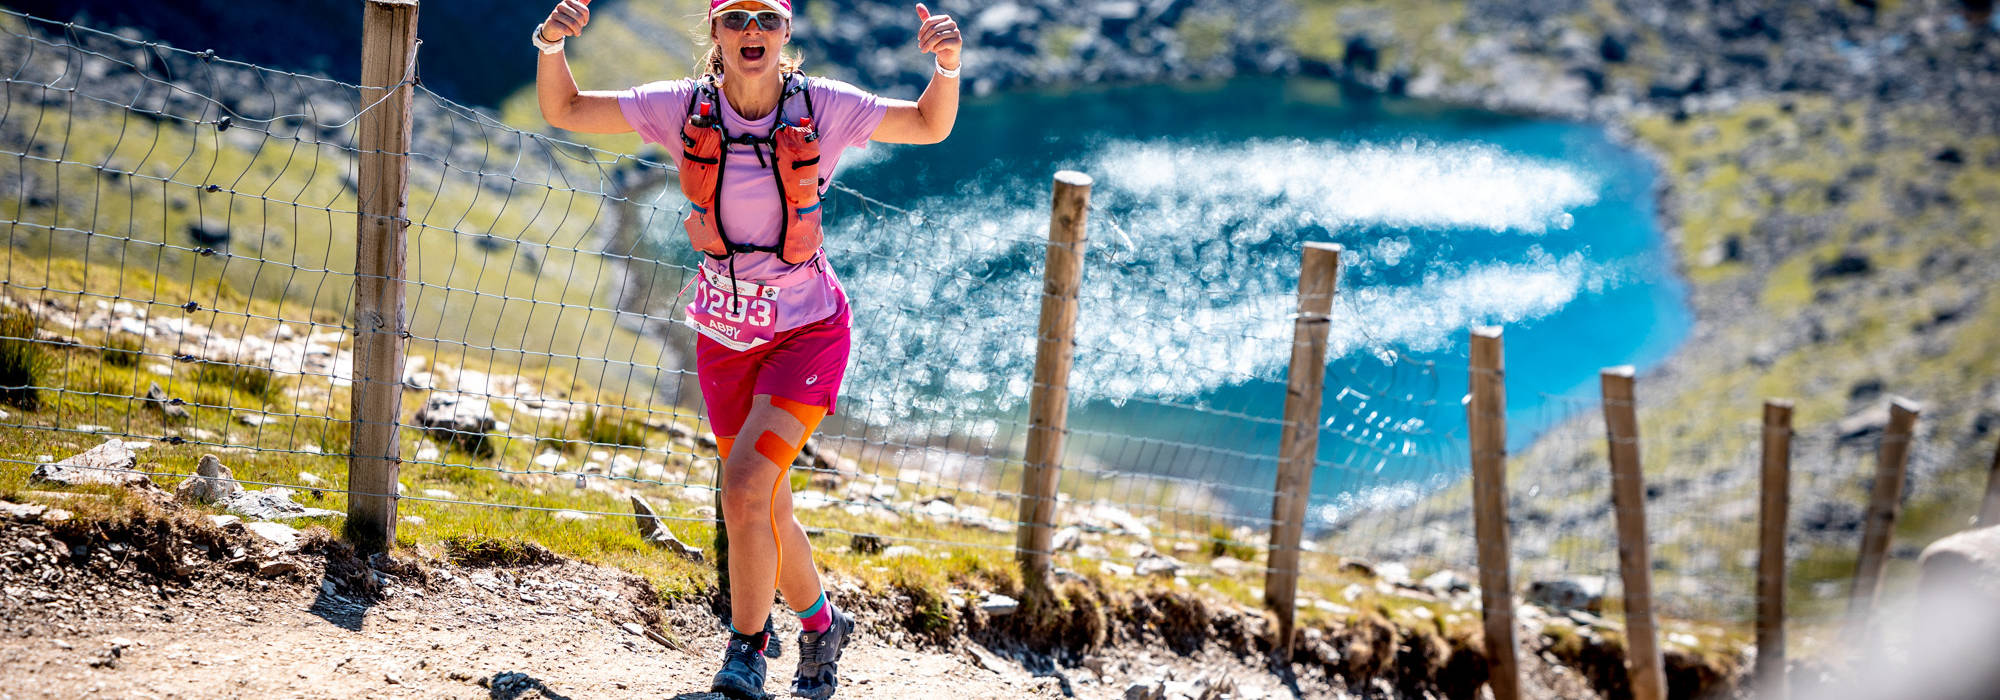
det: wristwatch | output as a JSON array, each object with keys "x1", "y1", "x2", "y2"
[{"x1": 531, "y1": 23, "x2": 565, "y2": 54}]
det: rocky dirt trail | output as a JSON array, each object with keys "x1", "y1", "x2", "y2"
[{"x1": 0, "y1": 502, "x2": 1377, "y2": 700}]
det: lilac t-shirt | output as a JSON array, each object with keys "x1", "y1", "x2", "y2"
[{"x1": 619, "y1": 76, "x2": 887, "y2": 332}]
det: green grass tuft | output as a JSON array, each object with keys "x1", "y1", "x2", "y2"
[
  {"x1": 0, "y1": 309, "x2": 52, "y2": 410},
  {"x1": 193, "y1": 361, "x2": 279, "y2": 402},
  {"x1": 100, "y1": 333, "x2": 144, "y2": 368},
  {"x1": 581, "y1": 408, "x2": 649, "y2": 449}
]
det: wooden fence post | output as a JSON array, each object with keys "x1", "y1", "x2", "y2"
[
  {"x1": 1264, "y1": 242, "x2": 1343, "y2": 659},
  {"x1": 1600, "y1": 366, "x2": 1666, "y2": 700},
  {"x1": 1847, "y1": 397, "x2": 1921, "y2": 637},
  {"x1": 1756, "y1": 400, "x2": 1794, "y2": 699},
  {"x1": 1467, "y1": 327, "x2": 1521, "y2": 700},
  {"x1": 348, "y1": 0, "x2": 419, "y2": 552},
  {"x1": 1979, "y1": 437, "x2": 2000, "y2": 527},
  {"x1": 1015, "y1": 171, "x2": 1091, "y2": 606}
]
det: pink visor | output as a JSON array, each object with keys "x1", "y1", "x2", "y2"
[{"x1": 710, "y1": 0, "x2": 792, "y2": 19}]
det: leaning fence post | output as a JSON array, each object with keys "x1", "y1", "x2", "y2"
[
  {"x1": 1979, "y1": 437, "x2": 2000, "y2": 527},
  {"x1": 1467, "y1": 327, "x2": 1521, "y2": 700},
  {"x1": 1757, "y1": 399, "x2": 1794, "y2": 699},
  {"x1": 1264, "y1": 242, "x2": 1343, "y2": 658},
  {"x1": 1600, "y1": 366, "x2": 1665, "y2": 700},
  {"x1": 348, "y1": 0, "x2": 420, "y2": 552},
  {"x1": 1015, "y1": 171, "x2": 1091, "y2": 606},
  {"x1": 1847, "y1": 397, "x2": 1921, "y2": 638}
]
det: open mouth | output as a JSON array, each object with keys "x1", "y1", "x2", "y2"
[{"x1": 740, "y1": 46, "x2": 766, "y2": 62}]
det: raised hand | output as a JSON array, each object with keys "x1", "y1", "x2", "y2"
[
  {"x1": 914, "y1": 4, "x2": 962, "y2": 70},
  {"x1": 540, "y1": 0, "x2": 592, "y2": 42}
]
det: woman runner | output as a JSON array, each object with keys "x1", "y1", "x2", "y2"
[{"x1": 532, "y1": 0, "x2": 960, "y2": 697}]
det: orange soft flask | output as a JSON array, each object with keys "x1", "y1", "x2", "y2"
[
  {"x1": 679, "y1": 101, "x2": 728, "y2": 258},
  {"x1": 773, "y1": 116, "x2": 823, "y2": 263}
]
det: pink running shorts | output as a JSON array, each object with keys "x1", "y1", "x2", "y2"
[{"x1": 695, "y1": 303, "x2": 852, "y2": 439}]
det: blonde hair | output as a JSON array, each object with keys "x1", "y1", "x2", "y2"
[{"x1": 694, "y1": 19, "x2": 806, "y2": 78}]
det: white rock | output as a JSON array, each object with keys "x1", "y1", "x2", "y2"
[
  {"x1": 590, "y1": 450, "x2": 610, "y2": 461},
  {"x1": 74, "y1": 424, "x2": 110, "y2": 433},
  {"x1": 533, "y1": 451, "x2": 565, "y2": 468},
  {"x1": 553, "y1": 510, "x2": 596, "y2": 522},
  {"x1": 610, "y1": 454, "x2": 639, "y2": 478},
  {"x1": 422, "y1": 489, "x2": 457, "y2": 501},
  {"x1": 414, "y1": 443, "x2": 441, "y2": 462},
  {"x1": 297, "y1": 472, "x2": 323, "y2": 486},
  {"x1": 794, "y1": 491, "x2": 832, "y2": 511},
  {"x1": 244, "y1": 521, "x2": 301, "y2": 550},
  {"x1": 208, "y1": 514, "x2": 242, "y2": 528},
  {"x1": 881, "y1": 545, "x2": 922, "y2": 559}
]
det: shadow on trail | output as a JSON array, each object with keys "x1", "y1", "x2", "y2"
[
  {"x1": 487, "y1": 671, "x2": 576, "y2": 700},
  {"x1": 305, "y1": 575, "x2": 375, "y2": 633}
]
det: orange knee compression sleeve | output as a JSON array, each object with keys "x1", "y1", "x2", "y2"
[{"x1": 756, "y1": 396, "x2": 826, "y2": 590}]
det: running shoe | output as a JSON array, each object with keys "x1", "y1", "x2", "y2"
[
  {"x1": 790, "y1": 609, "x2": 855, "y2": 700},
  {"x1": 709, "y1": 634, "x2": 769, "y2": 700}
]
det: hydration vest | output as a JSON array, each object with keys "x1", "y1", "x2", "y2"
[{"x1": 678, "y1": 73, "x2": 825, "y2": 265}]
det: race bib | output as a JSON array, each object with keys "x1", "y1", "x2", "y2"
[{"x1": 687, "y1": 266, "x2": 782, "y2": 352}]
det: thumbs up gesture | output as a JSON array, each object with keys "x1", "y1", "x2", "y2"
[
  {"x1": 914, "y1": 4, "x2": 962, "y2": 71},
  {"x1": 540, "y1": 0, "x2": 591, "y2": 42}
]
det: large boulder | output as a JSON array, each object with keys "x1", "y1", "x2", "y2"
[
  {"x1": 414, "y1": 393, "x2": 495, "y2": 455},
  {"x1": 1919, "y1": 525, "x2": 2000, "y2": 601},
  {"x1": 31, "y1": 439, "x2": 160, "y2": 494}
]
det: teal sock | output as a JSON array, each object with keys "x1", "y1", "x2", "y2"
[{"x1": 794, "y1": 592, "x2": 833, "y2": 633}]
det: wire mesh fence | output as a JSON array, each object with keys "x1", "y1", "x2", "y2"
[{"x1": 0, "y1": 8, "x2": 1464, "y2": 591}]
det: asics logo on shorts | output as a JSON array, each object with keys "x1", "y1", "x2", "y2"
[{"x1": 805, "y1": 375, "x2": 818, "y2": 385}]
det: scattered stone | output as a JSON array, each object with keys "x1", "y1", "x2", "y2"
[
  {"x1": 244, "y1": 521, "x2": 302, "y2": 550},
  {"x1": 297, "y1": 472, "x2": 323, "y2": 487},
  {"x1": 552, "y1": 510, "x2": 595, "y2": 522},
  {"x1": 422, "y1": 489, "x2": 457, "y2": 501},
  {"x1": 31, "y1": 439, "x2": 161, "y2": 494},
  {"x1": 1527, "y1": 577, "x2": 1607, "y2": 613},
  {"x1": 414, "y1": 393, "x2": 496, "y2": 455},
  {"x1": 851, "y1": 533, "x2": 886, "y2": 555},
  {"x1": 145, "y1": 382, "x2": 188, "y2": 421},
  {"x1": 881, "y1": 545, "x2": 921, "y2": 559},
  {"x1": 174, "y1": 454, "x2": 241, "y2": 505},
  {"x1": 257, "y1": 560, "x2": 300, "y2": 578},
  {"x1": 225, "y1": 488, "x2": 340, "y2": 521},
  {"x1": 533, "y1": 451, "x2": 565, "y2": 469},
  {"x1": 1338, "y1": 557, "x2": 1377, "y2": 578},
  {"x1": 630, "y1": 495, "x2": 703, "y2": 562},
  {"x1": 1135, "y1": 551, "x2": 1184, "y2": 578},
  {"x1": 1423, "y1": 569, "x2": 1473, "y2": 595},
  {"x1": 414, "y1": 442, "x2": 441, "y2": 462},
  {"x1": 978, "y1": 593, "x2": 1019, "y2": 617},
  {"x1": 1375, "y1": 562, "x2": 1413, "y2": 586},
  {"x1": 1051, "y1": 526, "x2": 1083, "y2": 552},
  {"x1": 208, "y1": 514, "x2": 242, "y2": 528}
]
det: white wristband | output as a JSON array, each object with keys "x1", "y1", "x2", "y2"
[
  {"x1": 934, "y1": 60, "x2": 960, "y2": 79},
  {"x1": 531, "y1": 23, "x2": 566, "y2": 54}
]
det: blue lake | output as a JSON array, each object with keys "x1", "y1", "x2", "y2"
[{"x1": 687, "y1": 77, "x2": 1694, "y2": 522}]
